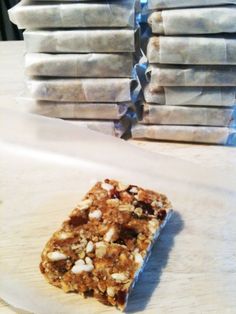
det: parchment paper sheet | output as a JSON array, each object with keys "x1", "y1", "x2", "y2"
[
  {"x1": 25, "y1": 53, "x2": 133, "y2": 78},
  {"x1": 144, "y1": 85, "x2": 236, "y2": 106},
  {"x1": 147, "y1": 36, "x2": 236, "y2": 65},
  {"x1": 148, "y1": 64, "x2": 236, "y2": 87},
  {"x1": 148, "y1": 7, "x2": 236, "y2": 35},
  {"x1": 141, "y1": 104, "x2": 235, "y2": 126},
  {"x1": 0, "y1": 109, "x2": 236, "y2": 314},
  {"x1": 15, "y1": 97, "x2": 129, "y2": 119},
  {"x1": 24, "y1": 29, "x2": 136, "y2": 53},
  {"x1": 27, "y1": 78, "x2": 133, "y2": 102},
  {"x1": 148, "y1": 0, "x2": 236, "y2": 9},
  {"x1": 8, "y1": 0, "x2": 135, "y2": 29},
  {"x1": 132, "y1": 124, "x2": 235, "y2": 144}
]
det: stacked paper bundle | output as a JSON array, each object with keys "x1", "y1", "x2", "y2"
[
  {"x1": 133, "y1": 0, "x2": 236, "y2": 144},
  {"x1": 9, "y1": 0, "x2": 138, "y2": 137}
]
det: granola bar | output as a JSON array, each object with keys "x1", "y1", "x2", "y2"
[{"x1": 40, "y1": 179, "x2": 172, "y2": 310}]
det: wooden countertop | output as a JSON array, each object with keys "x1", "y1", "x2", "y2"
[{"x1": 0, "y1": 41, "x2": 236, "y2": 313}]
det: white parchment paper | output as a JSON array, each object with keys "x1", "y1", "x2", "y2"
[
  {"x1": 148, "y1": 0, "x2": 236, "y2": 9},
  {"x1": 0, "y1": 109, "x2": 236, "y2": 314}
]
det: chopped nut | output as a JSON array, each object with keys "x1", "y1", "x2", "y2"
[
  {"x1": 117, "y1": 182, "x2": 129, "y2": 192},
  {"x1": 76, "y1": 199, "x2": 93, "y2": 210},
  {"x1": 151, "y1": 200, "x2": 163, "y2": 208},
  {"x1": 85, "y1": 257, "x2": 93, "y2": 265},
  {"x1": 111, "y1": 273, "x2": 128, "y2": 282},
  {"x1": 134, "y1": 252, "x2": 143, "y2": 266},
  {"x1": 86, "y1": 241, "x2": 94, "y2": 253},
  {"x1": 104, "y1": 227, "x2": 115, "y2": 242},
  {"x1": 71, "y1": 263, "x2": 94, "y2": 274},
  {"x1": 89, "y1": 209, "x2": 102, "y2": 219},
  {"x1": 98, "y1": 281, "x2": 106, "y2": 292},
  {"x1": 95, "y1": 242, "x2": 107, "y2": 258},
  {"x1": 57, "y1": 232, "x2": 71, "y2": 240},
  {"x1": 118, "y1": 204, "x2": 134, "y2": 212},
  {"x1": 79, "y1": 251, "x2": 85, "y2": 259},
  {"x1": 148, "y1": 219, "x2": 159, "y2": 234},
  {"x1": 106, "y1": 199, "x2": 120, "y2": 206},
  {"x1": 134, "y1": 207, "x2": 143, "y2": 216},
  {"x1": 47, "y1": 251, "x2": 67, "y2": 261},
  {"x1": 107, "y1": 287, "x2": 116, "y2": 297},
  {"x1": 101, "y1": 182, "x2": 114, "y2": 191}
]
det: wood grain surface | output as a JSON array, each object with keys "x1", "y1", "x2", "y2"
[{"x1": 0, "y1": 41, "x2": 236, "y2": 313}]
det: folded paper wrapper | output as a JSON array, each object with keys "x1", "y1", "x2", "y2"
[
  {"x1": 25, "y1": 53, "x2": 133, "y2": 78},
  {"x1": 147, "y1": 36, "x2": 236, "y2": 65},
  {"x1": 140, "y1": 104, "x2": 235, "y2": 127},
  {"x1": 143, "y1": 85, "x2": 236, "y2": 106},
  {"x1": 132, "y1": 125, "x2": 236, "y2": 145},
  {"x1": 148, "y1": 7, "x2": 236, "y2": 35},
  {"x1": 8, "y1": 0, "x2": 135, "y2": 29},
  {"x1": 148, "y1": 0, "x2": 236, "y2": 9},
  {"x1": 16, "y1": 97, "x2": 130, "y2": 120},
  {"x1": 24, "y1": 29, "x2": 137, "y2": 53},
  {"x1": 147, "y1": 65, "x2": 236, "y2": 87},
  {"x1": 27, "y1": 78, "x2": 134, "y2": 102}
]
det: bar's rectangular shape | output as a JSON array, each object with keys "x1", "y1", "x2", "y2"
[
  {"x1": 132, "y1": 125, "x2": 235, "y2": 145},
  {"x1": 24, "y1": 29, "x2": 136, "y2": 53},
  {"x1": 148, "y1": 0, "x2": 236, "y2": 9},
  {"x1": 141, "y1": 104, "x2": 235, "y2": 127},
  {"x1": 148, "y1": 7, "x2": 236, "y2": 35},
  {"x1": 27, "y1": 78, "x2": 133, "y2": 102},
  {"x1": 40, "y1": 179, "x2": 172, "y2": 310},
  {"x1": 143, "y1": 85, "x2": 236, "y2": 106},
  {"x1": 148, "y1": 64, "x2": 236, "y2": 87},
  {"x1": 9, "y1": 0, "x2": 135, "y2": 29},
  {"x1": 147, "y1": 36, "x2": 236, "y2": 65},
  {"x1": 25, "y1": 53, "x2": 133, "y2": 78}
]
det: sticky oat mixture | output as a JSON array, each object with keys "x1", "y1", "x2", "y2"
[{"x1": 40, "y1": 179, "x2": 172, "y2": 310}]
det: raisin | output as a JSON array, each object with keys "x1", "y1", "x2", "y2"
[
  {"x1": 157, "y1": 209, "x2": 166, "y2": 220},
  {"x1": 53, "y1": 260, "x2": 67, "y2": 274},
  {"x1": 116, "y1": 290, "x2": 127, "y2": 306},
  {"x1": 114, "y1": 238, "x2": 126, "y2": 245},
  {"x1": 110, "y1": 188, "x2": 120, "y2": 199},
  {"x1": 119, "y1": 226, "x2": 138, "y2": 239},
  {"x1": 84, "y1": 289, "x2": 94, "y2": 297},
  {"x1": 69, "y1": 214, "x2": 88, "y2": 227},
  {"x1": 136, "y1": 201, "x2": 154, "y2": 215}
]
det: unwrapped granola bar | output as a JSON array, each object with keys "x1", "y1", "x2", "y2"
[{"x1": 40, "y1": 179, "x2": 172, "y2": 310}]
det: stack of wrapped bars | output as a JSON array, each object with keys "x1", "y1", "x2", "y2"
[
  {"x1": 133, "y1": 0, "x2": 236, "y2": 145},
  {"x1": 9, "y1": 0, "x2": 138, "y2": 137}
]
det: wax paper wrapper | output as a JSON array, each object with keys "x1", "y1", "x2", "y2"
[
  {"x1": 27, "y1": 78, "x2": 135, "y2": 102},
  {"x1": 147, "y1": 64, "x2": 236, "y2": 87},
  {"x1": 8, "y1": 0, "x2": 135, "y2": 29},
  {"x1": 68, "y1": 119, "x2": 130, "y2": 138},
  {"x1": 143, "y1": 85, "x2": 236, "y2": 106},
  {"x1": 0, "y1": 109, "x2": 236, "y2": 314},
  {"x1": 148, "y1": 0, "x2": 236, "y2": 9},
  {"x1": 24, "y1": 29, "x2": 137, "y2": 53},
  {"x1": 132, "y1": 124, "x2": 236, "y2": 144},
  {"x1": 141, "y1": 103, "x2": 235, "y2": 127},
  {"x1": 25, "y1": 53, "x2": 133, "y2": 78},
  {"x1": 147, "y1": 36, "x2": 236, "y2": 65},
  {"x1": 16, "y1": 97, "x2": 130, "y2": 120},
  {"x1": 148, "y1": 7, "x2": 236, "y2": 35}
]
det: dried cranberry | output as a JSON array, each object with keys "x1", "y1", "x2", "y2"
[
  {"x1": 136, "y1": 201, "x2": 154, "y2": 215},
  {"x1": 69, "y1": 214, "x2": 88, "y2": 227},
  {"x1": 116, "y1": 290, "x2": 127, "y2": 306},
  {"x1": 157, "y1": 209, "x2": 166, "y2": 220}
]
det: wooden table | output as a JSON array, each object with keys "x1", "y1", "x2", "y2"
[{"x1": 0, "y1": 41, "x2": 236, "y2": 313}]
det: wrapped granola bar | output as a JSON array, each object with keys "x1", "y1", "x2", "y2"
[
  {"x1": 9, "y1": 0, "x2": 135, "y2": 29},
  {"x1": 147, "y1": 36, "x2": 236, "y2": 65},
  {"x1": 148, "y1": 7, "x2": 236, "y2": 35},
  {"x1": 27, "y1": 78, "x2": 134, "y2": 102},
  {"x1": 141, "y1": 104, "x2": 235, "y2": 127},
  {"x1": 24, "y1": 29, "x2": 136, "y2": 53},
  {"x1": 132, "y1": 125, "x2": 235, "y2": 145},
  {"x1": 148, "y1": 65, "x2": 236, "y2": 87},
  {"x1": 143, "y1": 85, "x2": 236, "y2": 106},
  {"x1": 16, "y1": 98, "x2": 129, "y2": 120},
  {"x1": 25, "y1": 53, "x2": 133, "y2": 78},
  {"x1": 148, "y1": 0, "x2": 236, "y2": 9}
]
